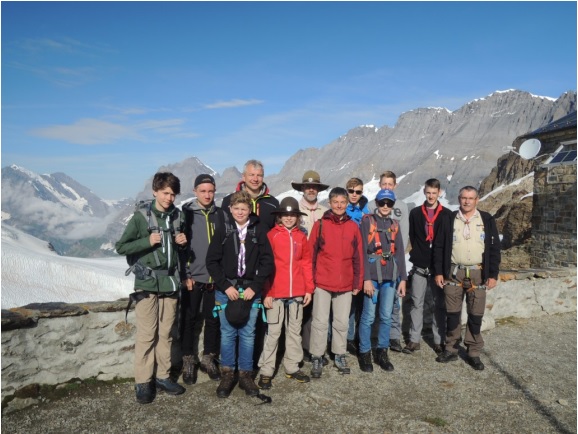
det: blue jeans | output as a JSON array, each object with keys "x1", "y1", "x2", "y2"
[
  {"x1": 358, "y1": 280, "x2": 396, "y2": 354},
  {"x1": 215, "y1": 291, "x2": 260, "y2": 372}
]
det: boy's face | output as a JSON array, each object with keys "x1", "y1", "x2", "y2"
[
  {"x1": 195, "y1": 183, "x2": 215, "y2": 208},
  {"x1": 280, "y1": 213, "x2": 298, "y2": 229},
  {"x1": 423, "y1": 186, "x2": 440, "y2": 207},
  {"x1": 230, "y1": 202, "x2": 251, "y2": 225},
  {"x1": 379, "y1": 177, "x2": 396, "y2": 191},
  {"x1": 347, "y1": 185, "x2": 363, "y2": 205},
  {"x1": 329, "y1": 195, "x2": 348, "y2": 216},
  {"x1": 153, "y1": 186, "x2": 177, "y2": 212},
  {"x1": 376, "y1": 198, "x2": 394, "y2": 218}
]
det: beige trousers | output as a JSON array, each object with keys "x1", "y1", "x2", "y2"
[
  {"x1": 309, "y1": 287, "x2": 352, "y2": 357},
  {"x1": 134, "y1": 294, "x2": 177, "y2": 384},
  {"x1": 258, "y1": 298, "x2": 304, "y2": 376}
]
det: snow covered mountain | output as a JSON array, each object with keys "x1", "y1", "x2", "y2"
[{"x1": 1, "y1": 165, "x2": 132, "y2": 257}]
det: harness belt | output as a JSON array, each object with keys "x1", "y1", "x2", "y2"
[
  {"x1": 445, "y1": 281, "x2": 487, "y2": 292},
  {"x1": 451, "y1": 263, "x2": 482, "y2": 278},
  {"x1": 411, "y1": 266, "x2": 430, "y2": 278}
]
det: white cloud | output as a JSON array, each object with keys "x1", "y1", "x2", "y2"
[{"x1": 204, "y1": 99, "x2": 264, "y2": 109}]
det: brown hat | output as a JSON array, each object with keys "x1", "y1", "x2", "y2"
[
  {"x1": 271, "y1": 197, "x2": 307, "y2": 216},
  {"x1": 291, "y1": 170, "x2": 329, "y2": 191}
]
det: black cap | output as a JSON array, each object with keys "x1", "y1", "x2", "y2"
[{"x1": 194, "y1": 174, "x2": 216, "y2": 188}]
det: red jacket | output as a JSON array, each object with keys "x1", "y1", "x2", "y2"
[
  {"x1": 308, "y1": 211, "x2": 364, "y2": 293},
  {"x1": 264, "y1": 224, "x2": 315, "y2": 298}
]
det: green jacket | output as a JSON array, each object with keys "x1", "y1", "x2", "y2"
[{"x1": 115, "y1": 200, "x2": 185, "y2": 293}]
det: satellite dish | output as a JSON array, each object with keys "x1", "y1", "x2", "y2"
[{"x1": 519, "y1": 139, "x2": 541, "y2": 159}]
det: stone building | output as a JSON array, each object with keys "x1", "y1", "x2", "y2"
[{"x1": 513, "y1": 111, "x2": 577, "y2": 268}]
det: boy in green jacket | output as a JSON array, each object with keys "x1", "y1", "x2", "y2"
[{"x1": 116, "y1": 172, "x2": 188, "y2": 404}]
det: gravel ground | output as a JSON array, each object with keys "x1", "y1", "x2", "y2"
[{"x1": 3, "y1": 312, "x2": 576, "y2": 434}]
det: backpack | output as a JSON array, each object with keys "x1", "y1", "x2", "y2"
[
  {"x1": 364, "y1": 214, "x2": 399, "y2": 283},
  {"x1": 125, "y1": 200, "x2": 184, "y2": 280}
]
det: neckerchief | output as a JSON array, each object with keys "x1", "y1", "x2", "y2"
[
  {"x1": 300, "y1": 197, "x2": 319, "y2": 228},
  {"x1": 457, "y1": 209, "x2": 477, "y2": 240},
  {"x1": 421, "y1": 202, "x2": 443, "y2": 242},
  {"x1": 236, "y1": 222, "x2": 249, "y2": 276}
]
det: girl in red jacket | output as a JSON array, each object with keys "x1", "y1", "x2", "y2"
[{"x1": 257, "y1": 197, "x2": 315, "y2": 389}]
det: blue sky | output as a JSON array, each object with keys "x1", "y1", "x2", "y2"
[{"x1": 2, "y1": 1, "x2": 576, "y2": 200}]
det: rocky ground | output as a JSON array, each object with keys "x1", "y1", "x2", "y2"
[{"x1": 2, "y1": 312, "x2": 576, "y2": 434}]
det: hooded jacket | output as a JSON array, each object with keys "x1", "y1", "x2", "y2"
[
  {"x1": 206, "y1": 214, "x2": 274, "y2": 299},
  {"x1": 181, "y1": 200, "x2": 226, "y2": 284},
  {"x1": 264, "y1": 224, "x2": 315, "y2": 299},
  {"x1": 115, "y1": 200, "x2": 186, "y2": 293},
  {"x1": 308, "y1": 210, "x2": 364, "y2": 292},
  {"x1": 346, "y1": 195, "x2": 370, "y2": 226},
  {"x1": 221, "y1": 181, "x2": 280, "y2": 229}
]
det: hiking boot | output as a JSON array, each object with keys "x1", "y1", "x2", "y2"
[
  {"x1": 467, "y1": 356, "x2": 485, "y2": 371},
  {"x1": 402, "y1": 341, "x2": 421, "y2": 354},
  {"x1": 389, "y1": 339, "x2": 402, "y2": 352},
  {"x1": 346, "y1": 339, "x2": 358, "y2": 356},
  {"x1": 201, "y1": 353, "x2": 221, "y2": 381},
  {"x1": 155, "y1": 377, "x2": 186, "y2": 395},
  {"x1": 238, "y1": 370, "x2": 259, "y2": 397},
  {"x1": 181, "y1": 355, "x2": 199, "y2": 385},
  {"x1": 216, "y1": 367, "x2": 235, "y2": 398},
  {"x1": 285, "y1": 370, "x2": 310, "y2": 383},
  {"x1": 310, "y1": 356, "x2": 323, "y2": 379},
  {"x1": 358, "y1": 351, "x2": 373, "y2": 373},
  {"x1": 334, "y1": 354, "x2": 351, "y2": 374},
  {"x1": 376, "y1": 348, "x2": 394, "y2": 371},
  {"x1": 258, "y1": 374, "x2": 273, "y2": 390},
  {"x1": 135, "y1": 382, "x2": 155, "y2": 404},
  {"x1": 433, "y1": 344, "x2": 444, "y2": 355},
  {"x1": 436, "y1": 350, "x2": 459, "y2": 364}
]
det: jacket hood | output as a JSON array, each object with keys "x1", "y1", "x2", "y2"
[{"x1": 347, "y1": 195, "x2": 369, "y2": 211}]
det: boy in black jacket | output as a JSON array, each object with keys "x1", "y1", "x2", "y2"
[{"x1": 206, "y1": 190, "x2": 274, "y2": 398}]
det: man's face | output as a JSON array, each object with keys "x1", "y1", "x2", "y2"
[
  {"x1": 458, "y1": 190, "x2": 479, "y2": 215},
  {"x1": 302, "y1": 184, "x2": 320, "y2": 203},
  {"x1": 195, "y1": 183, "x2": 215, "y2": 208},
  {"x1": 153, "y1": 187, "x2": 177, "y2": 212},
  {"x1": 329, "y1": 195, "x2": 348, "y2": 216},
  {"x1": 423, "y1": 186, "x2": 440, "y2": 207},
  {"x1": 379, "y1": 177, "x2": 396, "y2": 191},
  {"x1": 347, "y1": 185, "x2": 363, "y2": 205},
  {"x1": 230, "y1": 202, "x2": 251, "y2": 225},
  {"x1": 242, "y1": 165, "x2": 264, "y2": 195}
]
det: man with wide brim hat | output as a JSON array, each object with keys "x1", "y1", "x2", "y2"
[{"x1": 291, "y1": 170, "x2": 330, "y2": 192}]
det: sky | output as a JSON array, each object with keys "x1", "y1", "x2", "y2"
[{"x1": 2, "y1": 1, "x2": 577, "y2": 200}]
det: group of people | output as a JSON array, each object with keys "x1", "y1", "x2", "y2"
[{"x1": 116, "y1": 159, "x2": 501, "y2": 404}]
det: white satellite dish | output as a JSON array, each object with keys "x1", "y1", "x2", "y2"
[{"x1": 519, "y1": 138, "x2": 541, "y2": 159}]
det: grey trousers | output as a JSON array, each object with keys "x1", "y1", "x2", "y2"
[{"x1": 408, "y1": 273, "x2": 446, "y2": 345}]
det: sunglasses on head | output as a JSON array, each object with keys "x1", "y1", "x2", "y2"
[
  {"x1": 347, "y1": 189, "x2": 363, "y2": 195},
  {"x1": 376, "y1": 199, "x2": 395, "y2": 208}
]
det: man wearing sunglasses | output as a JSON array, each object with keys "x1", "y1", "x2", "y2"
[{"x1": 344, "y1": 177, "x2": 370, "y2": 355}]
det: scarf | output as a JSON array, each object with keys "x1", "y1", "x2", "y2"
[
  {"x1": 236, "y1": 222, "x2": 249, "y2": 276},
  {"x1": 300, "y1": 197, "x2": 320, "y2": 228},
  {"x1": 421, "y1": 203, "x2": 443, "y2": 242},
  {"x1": 457, "y1": 209, "x2": 476, "y2": 240}
]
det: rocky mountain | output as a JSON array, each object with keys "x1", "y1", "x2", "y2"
[
  {"x1": 264, "y1": 90, "x2": 576, "y2": 203},
  {"x1": 1, "y1": 165, "x2": 131, "y2": 257}
]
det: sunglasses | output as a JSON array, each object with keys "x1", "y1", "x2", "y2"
[
  {"x1": 376, "y1": 199, "x2": 395, "y2": 208},
  {"x1": 347, "y1": 189, "x2": 363, "y2": 195}
]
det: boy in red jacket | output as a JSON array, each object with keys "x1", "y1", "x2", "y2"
[
  {"x1": 257, "y1": 197, "x2": 315, "y2": 389},
  {"x1": 308, "y1": 187, "x2": 364, "y2": 378}
]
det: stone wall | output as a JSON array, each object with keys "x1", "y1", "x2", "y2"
[
  {"x1": 2, "y1": 269, "x2": 576, "y2": 407},
  {"x1": 531, "y1": 163, "x2": 577, "y2": 268}
]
